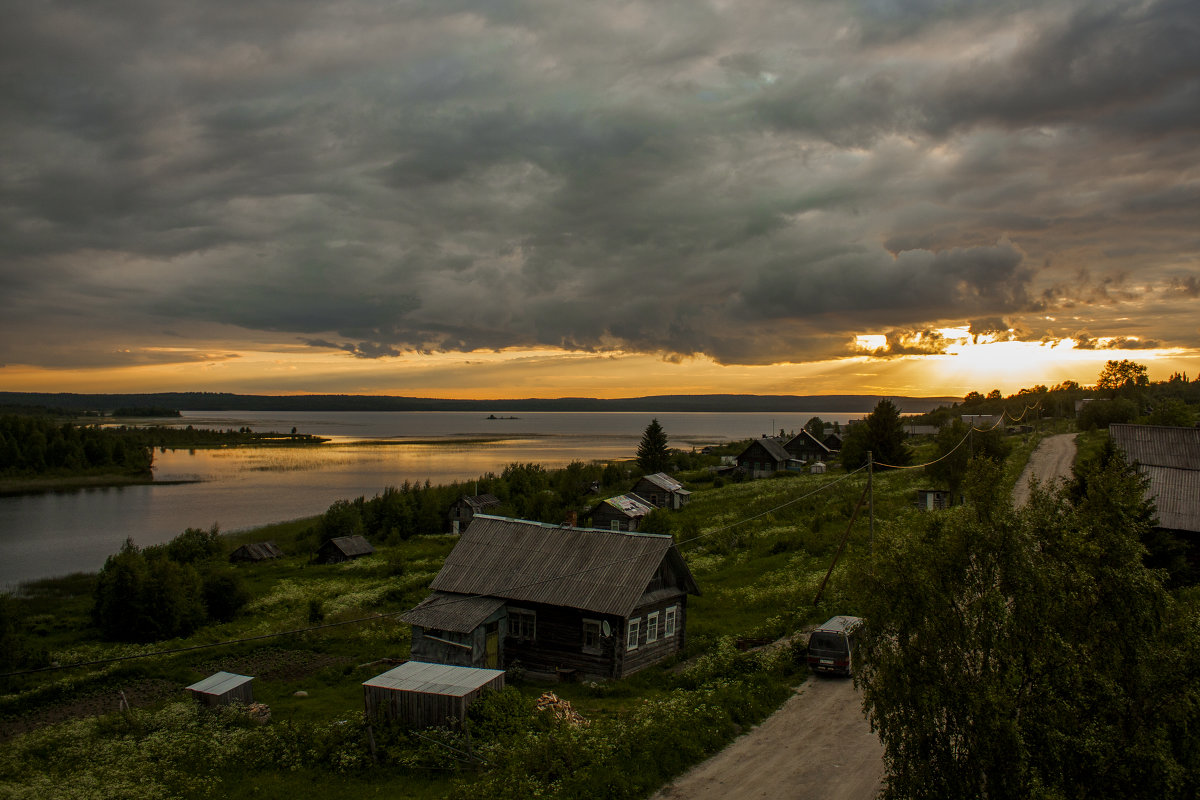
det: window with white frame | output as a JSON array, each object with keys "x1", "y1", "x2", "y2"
[
  {"x1": 509, "y1": 608, "x2": 536, "y2": 640},
  {"x1": 611, "y1": 519, "x2": 621, "y2": 531},
  {"x1": 646, "y1": 611, "x2": 659, "y2": 643},
  {"x1": 665, "y1": 606, "x2": 677, "y2": 637},
  {"x1": 627, "y1": 617, "x2": 641, "y2": 650}
]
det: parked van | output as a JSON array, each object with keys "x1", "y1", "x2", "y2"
[{"x1": 807, "y1": 616, "x2": 863, "y2": 677}]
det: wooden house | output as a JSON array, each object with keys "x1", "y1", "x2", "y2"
[
  {"x1": 1110, "y1": 424, "x2": 1200, "y2": 537},
  {"x1": 782, "y1": 430, "x2": 832, "y2": 464},
  {"x1": 448, "y1": 493, "x2": 501, "y2": 534},
  {"x1": 402, "y1": 515, "x2": 700, "y2": 680},
  {"x1": 229, "y1": 541, "x2": 284, "y2": 563},
  {"x1": 316, "y1": 535, "x2": 375, "y2": 564},
  {"x1": 186, "y1": 671, "x2": 254, "y2": 707},
  {"x1": 822, "y1": 432, "x2": 843, "y2": 452},
  {"x1": 590, "y1": 493, "x2": 656, "y2": 532},
  {"x1": 363, "y1": 661, "x2": 505, "y2": 727},
  {"x1": 735, "y1": 438, "x2": 791, "y2": 478},
  {"x1": 630, "y1": 473, "x2": 691, "y2": 510}
]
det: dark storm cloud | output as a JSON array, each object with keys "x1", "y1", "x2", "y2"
[{"x1": 1, "y1": 0, "x2": 1197, "y2": 371}]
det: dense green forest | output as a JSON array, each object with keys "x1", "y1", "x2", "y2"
[{"x1": 0, "y1": 416, "x2": 152, "y2": 477}]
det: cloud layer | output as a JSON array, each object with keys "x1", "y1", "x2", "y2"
[{"x1": 2, "y1": 0, "x2": 1197, "y2": 374}]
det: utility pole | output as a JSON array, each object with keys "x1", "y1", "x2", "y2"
[{"x1": 868, "y1": 450, "x2": 875, "y2": 554}]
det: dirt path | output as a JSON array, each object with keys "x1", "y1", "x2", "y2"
[
  {"x1": 652, "y1": 677, "x2": 884, "y2": 800},
  {"x1": 1012, "y1": 433, "x2": 1077, "y2": 507}
]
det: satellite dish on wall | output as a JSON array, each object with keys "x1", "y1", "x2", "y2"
[{"x1": 601, "y1": 621, "x2": 611, "y2": 637}]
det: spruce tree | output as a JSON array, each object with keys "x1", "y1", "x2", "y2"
[{"x1": 636, "y1": 419, "x2": 670, "y2": 474}]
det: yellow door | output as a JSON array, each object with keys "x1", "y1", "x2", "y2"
[{"x1": 486, "y1": 631, "x2": 499, "y2": 668}]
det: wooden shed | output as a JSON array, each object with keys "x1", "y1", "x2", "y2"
[
  {"x1": 631, "y1": 473, "x2": 691, "y2": 510},
  {"x1": 317, "y1": 535, "x2": 375, "y2": 564},
  {"x1": 186, "y1": 671, "x2": 254, "y2": 707},
  {"x1": 363, "y1": 661, "x2": 505, "y2": 727},
  {"x1": 449, "y1": 493, "x2": 501, "y2": 534},
  {"x1": 590, "y1": 493, "x2": 656, "y2": 532},
  {"x1": 229, "y1": 541, "x2": 284, "y2": 562}
]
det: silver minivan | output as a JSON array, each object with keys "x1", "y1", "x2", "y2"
[{"x1": 807, "y1": 616, "x2": 863, "y2": 677}]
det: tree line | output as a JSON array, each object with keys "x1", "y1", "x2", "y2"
[{"x1": 0, "y1": 415, "x2": 153, "y2": 477}]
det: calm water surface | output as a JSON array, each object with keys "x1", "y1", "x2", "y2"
[{"x1": 0, "y1": 411, "x2": 859, "y2": 588}]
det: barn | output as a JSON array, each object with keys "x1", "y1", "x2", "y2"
[
  {"x1": 229, "y1": 541, "x2": 284, "y2": 562},
  {"x1": 363, "y1": 661, "x2": 505, "y2": 727},
  {"x1": 316, "y1": 535, "x2": 375, "y2": 564},
  {"x1": 186, "y1": 671, "x2": 254, "y2": 707},
  {"x1": 403, "y1": 515, "x2": 700, "y2": 680}
]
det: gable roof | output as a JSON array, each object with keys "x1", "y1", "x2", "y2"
[
  {"x1": 187, "y1": 671, "x2": 253, "y2": 696},
  {"x1": 637, "y1": 472, "x2": 688, "y2": 494},
  {"x1": 230, "y1": 541, "x2": 283, "y2": 561},
  {"x1": 1110, "y1": 424, "x2": 1200, "y2": 533},
  {"x1": 783, "y1": 429, "x2": 831, "y2": 454},
  {"x1": 458, "y1": 494, "x2": 501, "y2": 510},
  {"x1": 424, "y1": 515, "x2": 699, "y2": 618},
  {"x1": 737, "y1": 438, "x2": 791, "y2": 463},
  {"x1": 601, "y1": 493, "x2": 656, "y2": 518},
  {"x1": 322, "y1": 535, "x2": 375, "y2": 557}
]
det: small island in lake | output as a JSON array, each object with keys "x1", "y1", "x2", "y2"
[{"x1": 486, "y1": 414, "x2": 520, "y2": 420}]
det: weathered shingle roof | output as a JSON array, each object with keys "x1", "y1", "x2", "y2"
[
  {"x1": 460, "y1": 494, "x2": 501, "y2": 510},
  {"x1": 401, "y1": 592, "x2": 506, "y2": 634},
  {"x1": 603, "y1": 493, "x2": 656, "y2": 518},
  {"x1": 363, "y1": 661, "x2": 504, "y2": 697},
  {"x1": 425, "y1": 515, "x2": 699, "y2": 618},
  {"x1": 1110, "y1": 424, "x2": 1200, "y2": 533},
  {"x1": 1110, "y1": 424, "x2": 1200, "y2": 470},
  {"x1": 324, "y1": 535, "x2": 375, "y2": 557},
  {"x1": 230, "y1": 541, "x2": 283, "y2": 561}
]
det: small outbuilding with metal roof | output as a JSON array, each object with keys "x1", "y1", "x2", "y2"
[
  {"x1": 363, "y1": 661, "x2": 505, "y2": 727},
  {"x1": 186, "y1": 671, "x2": 254, "y2": 707}
]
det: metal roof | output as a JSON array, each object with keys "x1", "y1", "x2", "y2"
[
  {"x1": 186, "y1": 671, "x2": 253, "y2": 695},
  {"x1": 363, "y1": 661, "x2": 504, "y2": 697},
  {"x1": 401, "y1": 592, "x2": 506, "y2": 633},
  {"x1": 603, "y1": 493, "x2": 656, "y2": 517},
  {"x1": 639, "y1": 473, "x2": 686, "y2": 493},
  {"x1": 1110, "y1": 424, "x2": 1200, "y2": 533},
  {"x1": 1110, "y1": 424, "x2": 1200, "y2": 470},
  {"x1": 424, "y1": 515, "x2": 699, "y2": 618},
  {"x1": 1139, "y1": 466, "x2": 1200, "y2": 533}
]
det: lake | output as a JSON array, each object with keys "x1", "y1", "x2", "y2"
[{"x1": 0, "y1": 410, "x2": 861, "y2": 588}]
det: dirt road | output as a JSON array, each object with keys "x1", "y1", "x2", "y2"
[
  {"x1": 1011, "y1": 433, "x2": 1077, "y2": 507},
  {"x1": 652, "y1": 677, "x2": 884, "y2": 800}
]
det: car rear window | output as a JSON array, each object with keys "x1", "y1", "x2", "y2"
[{"x1": 809, "y1": 632, "x2": 847, "y2": 653}]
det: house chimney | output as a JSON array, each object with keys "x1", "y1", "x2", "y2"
[{"x1": 565, "y1": 510, "x2": 577, "y2": 527}]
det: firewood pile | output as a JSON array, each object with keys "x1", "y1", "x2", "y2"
[
  {"x1": 535, "y1": 692, "x2": 588, "y2": 726},
  {"x1": 246, "y1": 702, "x2": 272, "y2": 724}
]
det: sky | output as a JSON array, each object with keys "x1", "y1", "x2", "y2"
[{"x1": 2, "y1": 0, "x2": 1198, "y2": 399}]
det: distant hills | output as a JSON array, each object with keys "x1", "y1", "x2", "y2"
[{"x1": 0, "y1": 392, "x2": 957, "y2": 414}]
